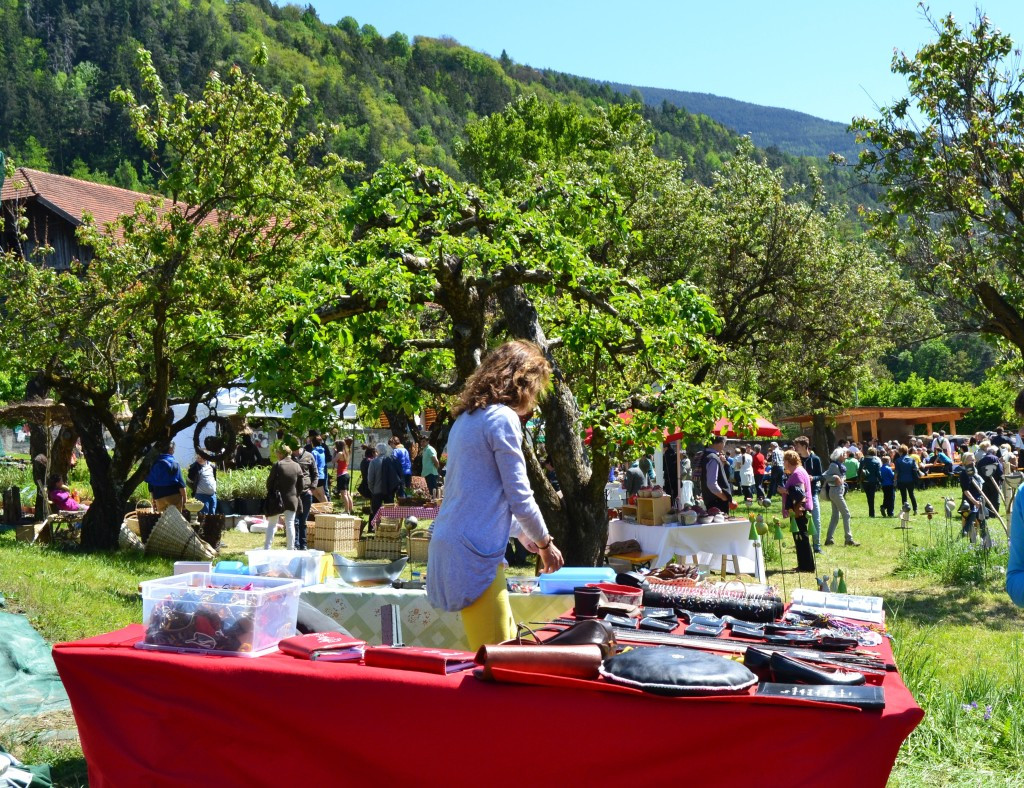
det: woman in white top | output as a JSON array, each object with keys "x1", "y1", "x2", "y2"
[{"x1": 738, "y1": 446, "x2": 755, "y2": 502}]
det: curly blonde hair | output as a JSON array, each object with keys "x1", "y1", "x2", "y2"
[{"x1": 454, "y1": 341, "x2": 552, "y2": 417}]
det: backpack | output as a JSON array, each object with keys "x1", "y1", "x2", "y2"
[
  {"x1": 186, "y1": 461, "x2": 200, "y2": 493},
  {"x1": 693, "y1": 449, "x2": 713, "y2": 485}
]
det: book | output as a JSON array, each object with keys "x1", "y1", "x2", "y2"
[
  {"x1": 756, "y1": 682, "x2": 885, "y2": 710},
  {"x1": 278, "y1": 632, "x2": 366, "y2": 662},
  {"x1": 364, "y1": 646, "x2": 477, "y2": 675}
]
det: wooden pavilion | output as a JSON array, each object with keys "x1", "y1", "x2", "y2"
[{"x1": 783, "y1": 406, "x2": 972, "y2": 443}]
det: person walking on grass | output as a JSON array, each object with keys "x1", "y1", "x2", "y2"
[
  {"x1": 879, "y1": 455, "x2": 896, "y2": 518},
  {"x1": 894, "y1": 444, "x2": 919, "y2": 516},
  {"x1": 823, "y1": 447, "x2": 859, "y2": 547},
  {"x1": 860, "y1": 447, "x2": 883, "y2": 518}
]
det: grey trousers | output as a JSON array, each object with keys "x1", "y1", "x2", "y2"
[{"x1": 826, "y1": 485, "x2": 854, "y2": 543}]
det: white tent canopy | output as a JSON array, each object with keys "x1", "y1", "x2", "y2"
[{"x1": 170, "y1": 385, "x2": 359, "y2": 469}]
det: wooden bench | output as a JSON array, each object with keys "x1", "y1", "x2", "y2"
[{"x1": 920, "y1": 472, "x2": 949, "y2": 488}]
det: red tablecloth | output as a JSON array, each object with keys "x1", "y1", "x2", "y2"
[{"x1": 54, "y1": 625, "x2": 922, "y2": 787}]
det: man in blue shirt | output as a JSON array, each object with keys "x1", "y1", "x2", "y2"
[{"x1": 146, "y1": 441, "x2": 186, "y2": 512}]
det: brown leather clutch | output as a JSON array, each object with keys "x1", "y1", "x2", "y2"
[{"x1": 474, "y1": 644, "x2": 604, "y2": 680}]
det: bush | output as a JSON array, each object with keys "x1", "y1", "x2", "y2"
[{"x1": 895, "y1": 530, "x2": 1007, "y2": 587}]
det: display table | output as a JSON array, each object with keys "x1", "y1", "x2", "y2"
[
  {"x1": 54, "y1": 624, "x2": 923, "y2": 787},
  {"x1": 300, "y1": 582, "x2": 571, "y2": 649},
  {"x1": 369, "y1": 504, "x2": 441, "y2": 529},
  {"x1": 608, "y1": 518, "x2": 767, "y2": 582}
]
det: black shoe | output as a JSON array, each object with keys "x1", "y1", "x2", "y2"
[
  {"x1": 769, "y1": 652, "x2": 866, "y2": 686},
  {"x1": 824, "y1": 539, "x2": 834, "y2": 546}
]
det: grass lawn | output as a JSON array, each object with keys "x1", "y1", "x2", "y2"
[{"x1": 1, "y1": 483, "x2": 1023, "y2": 786}]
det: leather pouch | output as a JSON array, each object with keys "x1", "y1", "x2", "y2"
[
  {"x1": 600, "y1": 645, "x2": 758, "y2": 696},
  {"x1": 474, "y1": 644, "x2": 604, "y2": 681},
  {"x1": 542, "y1": 618, "x2": 617, "y2": 659}
]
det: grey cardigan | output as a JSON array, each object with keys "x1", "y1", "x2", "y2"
[
  {"x1": 267, "y1": 457, "x2": 304, "y2": 512},
  {"x1": 427, "y1": 405, "x2": 548, "y2": 612}
]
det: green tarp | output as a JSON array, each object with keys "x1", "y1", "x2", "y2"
[{"x1": 0, "y1": 613, "x2": 69, "y2": 722}]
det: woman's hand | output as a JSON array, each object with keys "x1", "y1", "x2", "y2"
[{"x1": 538, "y1": 541, "x2": 565, "y2": 573}]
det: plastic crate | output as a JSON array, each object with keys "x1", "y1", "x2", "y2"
[
  {"x1": 309, "y1": 515, "x2": 361, "y2": 552},
  {"x1": 138, "y1": 572, "x2": 300, "y2": 657},
  {"x1": 537, "y1": 566, "x2": 617, "y2": 594},
  {"x1": 246, "y1": 549, "x2": 324, "y2": 586}
]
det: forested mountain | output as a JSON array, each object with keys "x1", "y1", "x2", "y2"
[
  {"x1": 604, "y1": 81, "x2": 861, "y2": 161},
  {"x1": 0, "y1": 0, "x2": 875, "y2": 211}
]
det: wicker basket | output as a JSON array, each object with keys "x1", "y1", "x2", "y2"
[
  {"x1": 310, "y1": 502, "x2": 335, "y2": 515},
  {"x1": 118, "y1": 524, "x2": 145, "y2": 553},
  {"x1": 310, "y1": 514, "x2": 362, "y2": 552},
  {"x1": 362, "y1": 537, "x2": 404, "y2": 560},
  {"x1": 145, "y1": 506, "x2": 217, "y2": 560},
  {"x1": 407, "y1": 533, "x2": 430, "y2": 563},
  {"x1": 137, "y1": 511, "x2": 161, "y2": 543}
]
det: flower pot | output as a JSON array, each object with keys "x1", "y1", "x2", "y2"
[
  {"x1": 218, "y1": 498, "x2": 234, "y2": 516},
  {"x1": 241, "y1": 498, "x2": 262, "y2": 516}
]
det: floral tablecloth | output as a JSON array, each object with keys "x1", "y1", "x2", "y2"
[{"x1": 300, "y1": 582, "x2": 571, "y2": 649}]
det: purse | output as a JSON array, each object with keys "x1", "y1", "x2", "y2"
[
  {"x1": 263, "y1": 488, "x2": 285, "y2": 516},
  {"x1": 510, "y1": 618, "x2": 617, "y2": 659}
]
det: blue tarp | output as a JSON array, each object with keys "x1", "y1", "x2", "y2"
[{"x1": 0, "y1": 613, "x2": 69, "y2": 722}]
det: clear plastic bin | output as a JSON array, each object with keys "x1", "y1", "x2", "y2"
[
  {"x1": 138, "y1": 572, "x2": 300, "y2": 657},
  {"x1": 245, "y1": 549, "x2": 324, "y2": 586}
]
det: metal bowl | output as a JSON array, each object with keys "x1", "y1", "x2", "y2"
[{"x1": 332, "y1": 555, "x2": 408, "y2": 587}]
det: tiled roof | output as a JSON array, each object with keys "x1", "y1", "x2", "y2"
[{"x1": 1, "y1": 167, "x2": 168, "y2": 240}]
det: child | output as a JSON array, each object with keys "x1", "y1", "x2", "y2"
[
  {"x1": 47, "y1": 474, "x2": 84, "y2": 513},
  {"x1": 879, "y1": 456, "x2": 895, "y2": 518}
]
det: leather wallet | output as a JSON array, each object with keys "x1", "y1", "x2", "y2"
[
  {"x1": 638, "y1": 616, "x2": 676, "y2": 633},
  {"x1": 641, "y1": 606, "x2": 677, "y2": 620},
  {"x1": 603, "y1": 614, "x2": 637, "y2": 629},
  {"x1": 685, "y1": 622, "x2": 726, "y2": 637},
  {"x1": 474, "y1": 644, "x2": 604, "y2": 680},
  {"x1": 730, "y1": 623, "x2": 766, "y2": 639}
]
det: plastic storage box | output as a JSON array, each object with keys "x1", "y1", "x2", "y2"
[
  {"x1": 245, "y1": 549, "x2": 324, "y2": 586},
  {"x1": 138, "y1": 572, "x2": 301, "y2": 657},
  {"x1": 537, "y1": 566, "x2": 617, "y2": 594}
]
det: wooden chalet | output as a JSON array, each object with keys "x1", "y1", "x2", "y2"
[
  {"x1": 783, "y1": 406, "x2": 972, "y2": 443},
  {"x1": 0, "y1": 167, "x2": 154, "y2": 269}
]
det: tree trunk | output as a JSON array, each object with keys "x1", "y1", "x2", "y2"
[
  {"x1": 811, "y1": 414, "x2": 835, "y2": 463},
  {"x1": 49, "y1": 426, "x2": 78, "y2": 480},
  {"x1": 74, "y1": 413, "x2": 126, "y2": 551},
  {"x1": 497, "y1": 284, "x2": 609, "y2": 565}
]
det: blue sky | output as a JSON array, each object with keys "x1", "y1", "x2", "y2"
[{"x1": 309, "y1": 1, "x2": 1024, "y2": 124}]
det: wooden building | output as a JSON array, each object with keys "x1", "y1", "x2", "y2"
[
  {"x1": 783, "y1": 406, "x2": 972, "y2": 443},
  {"x1": 1, "y1": 167, "x2": 154, "y2": 269}
]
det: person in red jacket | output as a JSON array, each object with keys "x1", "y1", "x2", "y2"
[{"x1": 750, "y1": 444, "x2": 767, "y2": 502}]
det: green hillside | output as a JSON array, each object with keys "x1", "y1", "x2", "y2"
[
  {"x1": 0, "y1": 0, "x2": 874, "y2": 211},
  {"x1": 604, "y1": 81, "x2": 861, "y2": 161}
]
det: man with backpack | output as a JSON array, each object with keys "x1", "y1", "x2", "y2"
[{"x1": 698, "y1": 435, "x2": 732, "y2": 511}]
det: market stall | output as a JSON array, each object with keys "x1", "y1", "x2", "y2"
[
  {"x1": 53, "y1": 615, "x2": 923, "y2": 787},
  {"x1": 300, "y1": 583, "x2": 571, "y2": 650},
  {"x1": 608, "y1": 518, "x2": 767, "y2": 582}
]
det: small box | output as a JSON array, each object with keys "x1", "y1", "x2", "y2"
[
  {"x1": 246, "y1": 549, "x2": 324, "y2": 587},
  {"x1": 174, "y1": 561, "x2": 213, "y2": 575},
  {"x1": 537, "y1": 566, "x2": 617, "y2": 594},
  {"x1": 138, "y1": 572, "x2": 301, "y2": 657},
  {"x1": 363, "y1": 538, "x2": 404, "y2": 560},
  {"x1": 309, "y1": 514, "x2": 361, "y2": 552}
]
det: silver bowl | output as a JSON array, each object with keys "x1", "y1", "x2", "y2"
[{"x1": 332, "y1": 555, "x2": 408, "y2": 587}]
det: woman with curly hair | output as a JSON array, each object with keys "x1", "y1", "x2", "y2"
[{"x1": 427, "y1": 340, "x2": 564, "y2": 649}]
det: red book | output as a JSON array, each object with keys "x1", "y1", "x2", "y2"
[
  {"x1": 278, "y1": 632, "x2": 366, "y2": 662},
  {"x1": 363, "y1": 646, "x2": 477, "y2": 675}
]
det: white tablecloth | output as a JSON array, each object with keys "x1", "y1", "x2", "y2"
[
  {"x1": 300, "y1": 583, "x2": 571, "y2": 650},
  {"x1": 607, "y1": 518, "x2": 766, "y2": 583}
]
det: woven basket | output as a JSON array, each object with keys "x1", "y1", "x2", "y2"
[
  {"x1": 407, "y1": 533, "x2": 430, "y2": 563},
  {"x1": 118, "y1": 524, "x2": 145, "y2": 553},
  {"x1": 363, "y1": 537, "x2": 404, "y2": 560},
  {"x1": 122, "y1": 515, "x2": 141, "y2": 536},
  {"x1": 137, "y1": 511, "x2": 161, "y2": 543},
  {"x1": 145, "y1": 506, "x2": 217, "y2": 560},
  {"x1": 310, "y1": 514, "x2": 362, "y2": 552},
  {"x1": 197, "y1": 513, "x2": 225, "y2": 548},
  {"x1": 310, "y1": 502, "x2": 335, "y2": 515}
]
